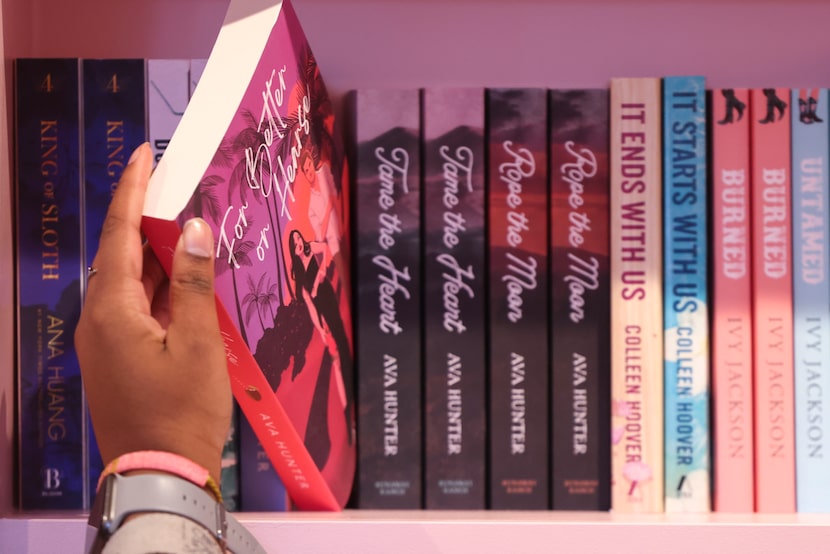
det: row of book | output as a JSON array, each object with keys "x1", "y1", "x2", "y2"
[
  {"x1": 347, "y1": 80, "x2": 830, "y2": 513},
  {"x1": 13, "y1": 57, "x2": 270, "y2": 511},
  {"x1": 16, "y1": 0, "x2": 360, "y2": 513},
  {"x1": 15, "y1": 57, "x2": 830, "y2": 514}
]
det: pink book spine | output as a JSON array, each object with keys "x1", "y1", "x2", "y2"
[
  {"x1": 710, "y1": 88, "x2": 755, "y2": 512},
  {"x1": 750, "y1": 87, "x2": 795, "y2": 513}
]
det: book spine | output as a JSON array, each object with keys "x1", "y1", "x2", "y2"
[
  {"x1": 189, "y1": 58, "x2": 208, "y2": 99},
  {"x1": 661, "y1": 76, "x2": 710, "y2": 513},
  {"x1": 15, "y1": 57, "x2": 84, "y2": 510},
  {"x1": 609, "y1": 77, "x2": 664, "y2": 513},
  {"x1": 147, "y1": 59, "x2": 189, "y2": 165},
  {"x1": 81, "y1": 58, "x2": 148, "y2": 507},
  {"x1": 709, "y1": 88, "x2": 755, "y2": 513},
  {"x1": 750, "y1": 87, "x2": 795, "y2": 513},
  {"x1": 790, "y1": 88, "x2": 830, "y2": 513},
  {"x1": 422, "y1": 88, "x2": 487, "y2": 509},
  {"x1": 549, "y1": 88, "x2": 611, "y2": 511},
  {"x1": 486, "y1": 88, "x2": 549, "y2": 510},
  {"x1": 175, "y1": 55, "x2": 243, "y2": 512},
  {"x1": 350, "y1": 89, "x2": 422, "y2": 508},
  {"x1": 239, "y1": 414, "x2": 287, "y2": 511}
]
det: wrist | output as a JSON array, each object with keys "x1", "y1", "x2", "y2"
[{"x1": 97, "y1": 450, "x2": 223, "y2": 503}]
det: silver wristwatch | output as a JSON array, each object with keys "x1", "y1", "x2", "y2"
[{"x1": 86, "y1": 472, "x2": 267, "y2": 554}]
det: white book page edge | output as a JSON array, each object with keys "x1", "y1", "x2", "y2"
[{"x1": 144, "y1": 0, "x2": 284, "y2": 220}]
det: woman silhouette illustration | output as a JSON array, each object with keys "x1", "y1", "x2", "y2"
[{"x1": 289, "y1": 229, "x2": 354, "y2": 445}]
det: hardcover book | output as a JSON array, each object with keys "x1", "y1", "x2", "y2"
[
  {"x1": 422, "y1": 87, "x2": 487, "y2": 510},
  {"x1": 661, "y1": 76, "x2": 710, "y2": 513},
  {"x1": 348, "y1": 88, "x2": 422, "y2": 509},
  {"x1": 15, "y1": 57, "x2": 84, "y2": 510},
  {"x1": 750, "y1": 87, "x2": 795, "y2": 513},
  {"x1": 549, "y1": 88, "x2": 611, "y2": 511},
  {"x1": 142, "y1": 0, "x2": 355, "y2": 510},
  {"x1": 609, "y1": 77, "x2": 664, "y2": 513},
  {"x1": 486, "y1": 87, "x2": 549, "y2": 510},
  {"x1": 790, "y1": 88, "x2": 830, "y2": 513},
  {"x1": 82, "y1": 58, "x2": 148, "y2": 507},
  {"x1": 709, "y1": 88, "x2": 755, "y2": 513}
]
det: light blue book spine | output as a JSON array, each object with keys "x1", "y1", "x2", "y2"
[
  {"x1": 791, "y1": 88, "x2": 830, "y2": 513},
  {"x1": 662, "y1": 76, "x2": 710, "y2": 513}
]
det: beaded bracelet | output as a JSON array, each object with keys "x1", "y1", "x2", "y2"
[{"x1": 96, "y1": 450, "x2": 223, "y2": 503}]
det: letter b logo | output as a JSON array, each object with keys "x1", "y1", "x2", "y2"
[{"x1": 42, "y1": 467, "x2": 61, "y2": 491}]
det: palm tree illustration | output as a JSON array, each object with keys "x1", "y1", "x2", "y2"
[
  {"x1": 241, "y1": 272, "x2": 279, "y2": 333},
  {"x1": 177, "y1": 174, "x2": 224, "y2": 226},
  {"x1": 219, "y1": 109, "x2": 293, "y2": 305},
  {"x1": 214, "y1": 219, "x2": 257, "y2": 347}
]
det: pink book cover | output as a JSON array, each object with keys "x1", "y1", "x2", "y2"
[
  {"x1": 142, "y1": 0, "x2": 354, "y2": 510},
  {"x1": 609, "y1": 77, "x2": 664, "y2": 513},
  {"x1": 710, "y1": 88, "x2": 754, "y2": 513},
  {"x1": 749, "y1": 87, "x2": 794, "y2": 513}
]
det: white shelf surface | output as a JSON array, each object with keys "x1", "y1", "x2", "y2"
[{"x1": 3, "y1": 510, "x2": 830, "y2": 553}]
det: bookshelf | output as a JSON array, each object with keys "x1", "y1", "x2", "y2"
[{"x1": 3, "y1": 0, "x2": 830, "y2": 550}]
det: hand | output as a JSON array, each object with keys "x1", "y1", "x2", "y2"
[{"x1": 75, "y1": 143, "x2": 231, "y2": 482}]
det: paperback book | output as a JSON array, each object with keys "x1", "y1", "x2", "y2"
[
  {"x1": 15, "y1": 57, "x2": 85, "y2": 510},
  {"x1": 82, "y1": 58, "x2": 148, "y2": 507},
  {"x1": 709, "y1": 88, "x2": 754, "y2": 513},
  {"x1": 349, "y1": 88, "x2": 423, "y2": 509},
  {"x1": 142, "y1": 0, "x2": 355, "y2": 510},
  {"x1": 147, "y1": 59, "x2": 189, "y2": 164},
  {"x1": 661, "y1": 76, "x2": 710, "y2": 513},
  {"x1": 750, "y1": 87, "x2": 794, "y2": 513},
  {"x1": 486, "y1": 87, "x2": 549, "y2": 510},
  {"x1": 549, "y1": 88, "x2": 611, "y2": 511},
  {"x1": 422, "y1": 87, "x2": 487, "y2": 510},
  {"x1": 790, "y1": 88, "x2": 830, "y2": 513},
  {"x1": 608, "y1": 77, "x2": 664, "y2": 513}
]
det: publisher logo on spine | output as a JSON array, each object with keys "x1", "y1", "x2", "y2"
[{"x1": 41, "y1": 467, "x2": 63, "y2": 496}]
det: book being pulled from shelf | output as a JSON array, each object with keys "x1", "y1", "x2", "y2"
[{"x1": 142, "y1": 0, "x2": 355, "y2": 510}]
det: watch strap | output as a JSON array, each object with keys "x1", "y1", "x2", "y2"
[
  {"x1": 87, "y1": 473, "x2": 266, "y2": 554},
  {"x1": 96, "y1": 450, "x2": 222, "y2": 502}
]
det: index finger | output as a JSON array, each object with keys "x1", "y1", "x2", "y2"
[{"x1": 88, "y1": 142, "x2": 152, "y2": 290}]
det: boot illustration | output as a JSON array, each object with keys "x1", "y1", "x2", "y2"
[
  {"x1": 797, "y1": 91, "x2": 824, "y2": 124},
  {"x1": 808, "y1": 96, "x2": 824, "y2": 123},
  {"x1": 759, "y1": 88, "x2": 787, "y2": 124},
  {"x1": 799, "y1": 98, "x2": 812, "y2": 124},
  {"x1": 718, "y1": 89, "x2": 746, "y2": 125}
]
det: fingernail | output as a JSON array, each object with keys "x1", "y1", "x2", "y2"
[
  {"x1": 127, "y1": 142, "x2": 147, "y2": 166},
  {"x1": 182, "y1": 218, "x2": 213, "y2": 258}
]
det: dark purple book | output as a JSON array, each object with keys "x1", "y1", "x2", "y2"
[
  {"x1": 486, "y1": 88, "x2": 549, "y2": 509},
  {"x1": 549, "y1": 89, "x2": 611, "y2": 511},
  {"x1": 348, "y1": 89, "x2": 422, "y2": 508},
  {"x1": 422, "y1": 88, "x2": 486, "y2": 510},
  {"x1": 82, "y1": 58, "x2": 147, "y2": 507},
  {"x1": 15, "y1": 58, "x2": 84, "y2": 510}
]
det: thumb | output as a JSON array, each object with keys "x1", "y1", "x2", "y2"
[{"x1": 167, "y1": 217, "x2": 221, "y2": 340}]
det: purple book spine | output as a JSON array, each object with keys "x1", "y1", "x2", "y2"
[
  {"x1": 549, "y1": 89, "x2": 611, "y2": 510},
  {"x1": 486, "y1": 88, "x2": 550, "y2": 509},
  {"x1": 350, "y1": 89, "x2": 423, "y2": 508},
  {"x1": 422, "y1": 88, "x2": 487, "y2": 509},
  {"x1": 15, "y1": 58, "x2": 84, "y2": 510},
  {"x1": 82, "y1": 58, "x2": 148, "y2": 508}
]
